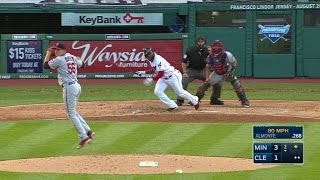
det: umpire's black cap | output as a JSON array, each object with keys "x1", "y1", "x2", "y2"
[{"x1": 196, "y1": 35, "x2": 206, "y2": 43}]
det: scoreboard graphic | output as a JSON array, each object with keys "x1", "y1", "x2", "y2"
[
  {"x1": 253, "y1": 125, "x2": 304, "y2": 164},
  {"x1": 253, "y1": 125, "x2": 303, "y2": 139},
  {"x1": 253, "y1": 142, "x2": 303, "y2": 163}
]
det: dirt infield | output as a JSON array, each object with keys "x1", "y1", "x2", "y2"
[
  {"x1": 0, "y1": 100, "x2": 318, "y2": 174},
  {"x1": 1, "y1": 100, "x2": 319, "y2": 122},
  {"x1": 0, "y1": 78, "x2": 318, "y2": 174},
  {"x1": 0, "y1": 155, "x2": 277, "y2": 175}
]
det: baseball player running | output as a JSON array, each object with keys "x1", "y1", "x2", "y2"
[
  {"x1": 43, "y1": 42, "x2": 95, "y2": 149},
  {"x1": 135, "y1": 47, "x2": 200, "y2": 112},
  {"x1": 195, "y1": 40, "x2": 250, "y2": 108}
]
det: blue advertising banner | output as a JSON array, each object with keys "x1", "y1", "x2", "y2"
[{"x1": 7, "y1": 40, "x2": 43, "y2": 73}]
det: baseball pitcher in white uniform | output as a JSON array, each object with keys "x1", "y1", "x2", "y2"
[
  {"x1": 135, "y1": 47, "x2": 200, "y2": 112},
  {"x1": 43, "y1": 42, "x2": 95, "y2": 149}
]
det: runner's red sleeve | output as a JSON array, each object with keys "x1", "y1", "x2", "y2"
[
  {"x1": 152, "y1": 71, "x2": 164, "y2": 81},
  {"x1": 145, "y1": 69, "x2": 154, "y2": 74}
]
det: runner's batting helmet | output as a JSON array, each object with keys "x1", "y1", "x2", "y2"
[
  {"x1": 143, "y1": 47, "x2": 155, "y2": 61},
  {"x1": 211, "y1": 40, "x2": 224, "y2": 58}
]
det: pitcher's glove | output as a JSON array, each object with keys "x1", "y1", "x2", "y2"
[
  {"x1": 143, "y1": 78, "x2": 153, "y2": 86},
  {"x1": 47, "y1": 48, "x2": 56, "y2": 60}
]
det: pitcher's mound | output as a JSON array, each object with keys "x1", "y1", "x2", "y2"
[{"x1": 0, "y1": 155, "x2": 277, "y2": 174}]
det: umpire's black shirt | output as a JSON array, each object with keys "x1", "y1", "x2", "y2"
[{"x1": 182, "y1": 46, "x2": 209, "y2": 70}]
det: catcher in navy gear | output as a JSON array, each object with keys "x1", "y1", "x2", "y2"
[{"x1": 195, "y1": 40, "x2": 250, "y2": 108}]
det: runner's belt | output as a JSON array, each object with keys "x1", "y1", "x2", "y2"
[{"x1": 164, "y1": 75, "x2": 172, "y2": 80}]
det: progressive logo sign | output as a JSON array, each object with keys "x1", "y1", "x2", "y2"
[{"x1": 258, "y1": 24, "x2": 290, "y2": 43}]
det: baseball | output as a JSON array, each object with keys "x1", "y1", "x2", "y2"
[{"x1": 175, "y1": 169, "x2": 183, "y2": 173}]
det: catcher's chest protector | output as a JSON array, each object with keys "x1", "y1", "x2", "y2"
[{"x1": 208, "y1": 53, "x2": 228, "y2": 75}]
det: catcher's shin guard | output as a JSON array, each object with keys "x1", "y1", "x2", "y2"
[
  {"x1": 195, "y1": 82, "x2": 211, "y2": 100},
  {"x1": 231, "y1": 79, "x2": 248, "y2": 102},
  {"x1": 234, "y1": 86, "x2": 250, "y2": 107},
  {"x1": 235, "y1": 87, "x2": 248, "y2": 101}
]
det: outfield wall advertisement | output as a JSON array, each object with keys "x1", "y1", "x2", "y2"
[
  {"x1": 0, "y1": 34, "x2": 186, "y2": 79},
  {"x1": 49, "y1": 40, "x2": 183, "y2": 74},
  {"x1": 7, "y1": 40, "x2": 43, "y2": 73}
]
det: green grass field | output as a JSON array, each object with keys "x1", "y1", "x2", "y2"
[{"x1": 0, "y1": 82, "x2": 319, "y2": 179}]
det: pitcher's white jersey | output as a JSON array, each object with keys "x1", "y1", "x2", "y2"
[
  {"x1": 48, "y1": 53, "x2": 83, "y2": 85},
  {"x1": 150, "y1": 53, "x2": 175, "y2": 79}
]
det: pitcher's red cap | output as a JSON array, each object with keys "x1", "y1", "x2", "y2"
[{"x1": 50, "y1": 42, "x2": 66, "y2": 50}]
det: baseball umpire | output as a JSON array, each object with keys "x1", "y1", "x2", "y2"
[{"x1": 176, "y1": 35, "x2": 224, "y2": 106}]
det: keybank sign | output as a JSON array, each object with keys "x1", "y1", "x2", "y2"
[
  {"x1": 61, "y1": 13, "x2": 163, "y2": 26},
  {"x1": 258, "y1": 25, "x2": 290, "y2": 43}
]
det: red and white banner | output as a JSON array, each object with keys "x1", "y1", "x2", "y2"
[{"x1": 49, "y1": 40, "x2": 183, "y2": 73}]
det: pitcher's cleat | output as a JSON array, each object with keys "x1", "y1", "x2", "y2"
[
  {"x1": 76, "y1": 137, "x2": 91, "y2": 149},
  {"x1": 87, "y1": 130, "x2": 95, "y2": 139}
]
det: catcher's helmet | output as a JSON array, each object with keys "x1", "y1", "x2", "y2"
[
  {"x1": 143, "y1": 47, "x2": 155, "y2": 61},
  {"x1": 211, "y1": 40, "x2": 224, "y2": 58}
]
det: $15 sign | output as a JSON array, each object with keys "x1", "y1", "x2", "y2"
[{"x1": 8, "y1": 48, "x2": 25, "y2": 60}]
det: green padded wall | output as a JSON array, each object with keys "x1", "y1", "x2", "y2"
[{"x1": 253, "y1": 54, "x2": 295, "y2": 78}]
